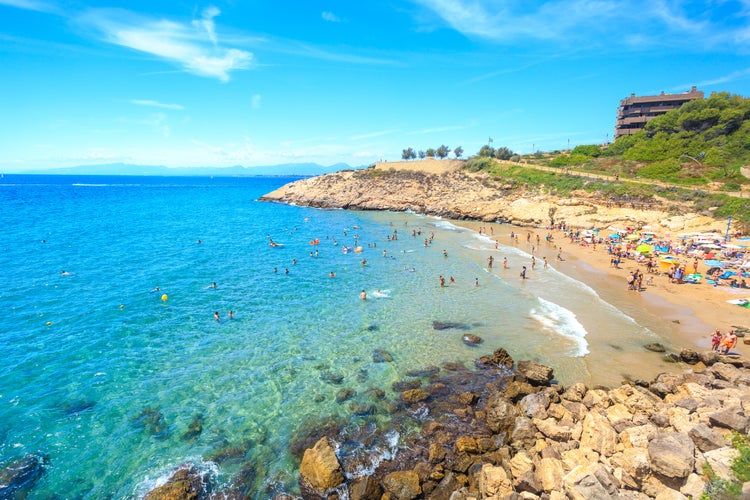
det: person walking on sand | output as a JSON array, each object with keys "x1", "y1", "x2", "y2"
[
  {"x1": 719, "y1": 330, "x2": 738, "y2": 354},
  {"x1": 711, "y1": 329, "x2": 723, "y2": 351},
  {"x1": 543, "y1": 256, "x2": 548, "y2": 269}
]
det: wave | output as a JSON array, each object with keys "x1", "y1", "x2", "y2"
[{"x1": 530, "y1": 297, "x2": 589, "y2": 357}]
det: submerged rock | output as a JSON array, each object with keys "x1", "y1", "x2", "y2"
[
  {"x1": 404, "y1": 366, "x2": 440, "y2": 378},
  {"x1": 62, "y1": 400, "x2": 96, "y2": 415},
  {"x1": 462, "y1": 334, "x2": 483, "y2": 346},
  {"x1": 133, "y1": 407, "x2": 169, "y2": 438},
  {"x1": 516, "y1": 360, "x2": 554, "y2": 385},
  {"x1": 476, "y1": 347, "x2": 514, "y2": 369},
  {"x1": 0, "y1": 453, "x2": 48, "y2": 499},
  {"x1": 182, "y1": 414, "x2": 204, "y2": 440},
  {"x1": 372, "y1": 349, "x2": 394, "y2": 363},
  {"x1": 392, "y1": 379, "x2": 421, "y2": 392},
  {"x1": 336, "y1": 388, "x2": 356, "y2": 403},
  {"x1": 432, "y1": 321, "x2": 468, "y2": 331},
  {"x1": 644, "y1": 342, "x2": 666, "y2": 353},
  {"x1": 320, "y1": 372, "x2": 344, "y2": 385}
]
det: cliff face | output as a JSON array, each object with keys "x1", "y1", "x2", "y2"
[{"x1": 260, "y1": 167, "x2": 718, "y2": 233}]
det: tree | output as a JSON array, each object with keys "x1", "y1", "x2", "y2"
[
  {"x1": 495, "y1": 146, "x2": 513, "y2": 160},
  {"x1": 454, "y1": 146, "x2": 463, "y2": 159},
  {"x1": 436, "y1": 145, "x2": 451, "y2": 159},
  {"x1": 477, "y1": 145, "x2": 495, "y2": 158},
  {"x1": 425, "y1": 148, "x2": 436, "y2": 158},
  {"x1": 401, "y1": 148, "x2": 415, "y2": 160},
  {"x1": 418, "y1": 150, "x2": 426, "y2": 159}
]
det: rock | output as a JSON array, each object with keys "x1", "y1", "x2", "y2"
[
  {"x1": 536, "y1": 457, "x2": 564, "y2": 492},
  {"x1": 647, "y1": 432, "x2": 695, "y2": 479},
  {"x1": 504, "y1": 380, "x2": 536, "y2": 401},
  {"x1": 182, "y1": 414, "x2": 204, "y2": 440},
  {"x1": 679, "y1": 348, "x2": 700, "y2": 364},
  {"x1": 519, "y1": 392, "x2": 551, "y2": 419},
  {"x1": 462, "y1": 334, "x2": 482, "y2": 346},
  {"x1": 144, "y1": 465, "x2": 208, "y2": 500},
  {"x1": 710, "y1": 362, "x2": 743, "y2": 383},
  {"x1": 392, "y1": 379, "x2": 422, "y2": 391},
  {"x1": 320, "y1": 372, "x2": 344, "y2": 385},
  {"x1": 0, "y1": 453, "x2": 48, "y2": 499},
  {"x1": 62, "y1": 399, "x2": 95, "y2": 415},
  {"x1": 404, "y1": 366, "x2": 440, "y2": 378},
  {"x1": 517, "y1": 360, "x2": 554, "y2": 385},
  {"x1": 561, "y1": 400, "x2": 588, "y2": 421},
  {"x1": 432, "y1": 321, "x2": 467, "y2": 331},
  {"x1": 579, "y1": 411, "x2": 618, "y2": 456},
  {"x1": 708, "y1": 408, "x2": 750, "y2": 433},
  {"x1": 620, "y1": 423, "x2": 657, "y2": 449},
  {"x1": 372, "y1": 349, "x2": 393, "y2": 363},
  {"x1": 428, "y1": 442, "x2": 446, "y2": 463},
  {"x1": 534, "y1": 418, "x2": 573, "y2": 441},
  {"x1": 454, "y1": 436, "x2": 480, "y2": 454},
  {"x1": 478, "y1": 464, "x2": 514, "y2": 498},
  {"x1": 509, "y1": 416, "x2": 537, "y2": 449},
  {"x1": 400, "y1": 389, "x2": 429, "y2": 404},
  {"x1": 561, "y1": 383, "x2": 587, "y2": 402},
  {"x1": 485, "y1": 392, "x2": 519, "y2": 434},
  {"x1": 335, "y1": 388, "x2": 356, "y2": 403},
  {"x1": 206, "y1": 445, "x2": 245, "y2": 464},
  {"x1": 561, "y1": 447, "x2": 600, "y2": 472},
  {"x1": 133, "y1": 407, "x2": 169, "y2": 438},
  {"x1": 299, "y1": 437, "x2": 344, "y2": 493},
  {"x1": 514, "y1": 470, "x2": 543, "y2": 495},
  {"x1": 509, "y1": 450, "x2": 534, "y2": 478},
  {"x1": 679, "y1": 473, "x2": 705, "y2": 499},
  {"x1": 382, "y1": 470, "x2": 421, "y2": 500},
  {"x1": 348, "y1": 402, "x2": 375, "y2": 416},
  {"x1": 562, "y1": 463, "x2": 618, "y2": 500},
  {"x1": 688, "y1": 423, "x2": 728, "y2": 452},
  {"x1": 698, "y1": 351, "x2": 721, "y2": 365},
  {"x1": 644, "y1": 343, "x2": 666, "y2": 352},
  {"x1": 349, "y1": 475, "x2": 383, "y2": 500},
  {"x1": 477, "y1": 347, "x2": 515, "y2": 369},
  {"x1": 703, "y1": 447, "x2": 741, "y2": 482}
]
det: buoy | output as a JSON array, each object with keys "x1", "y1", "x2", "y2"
[
  {"x1": 161, "y1": 294, "x2": 168, "y2": 302},
  {"x1": 119, "y1": 304, "x2": 125, "y2": 309},
  {"x1": 45, "y1": 321, "x2": 52, "y2": 326}
]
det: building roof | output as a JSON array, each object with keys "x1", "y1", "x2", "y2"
[{"x1": 620, "y1": 86, "x2": 704, "y2": 107}]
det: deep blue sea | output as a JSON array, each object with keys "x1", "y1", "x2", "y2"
[{"x1": 0, "y1": 174, "x2": 670, "y2": 498}]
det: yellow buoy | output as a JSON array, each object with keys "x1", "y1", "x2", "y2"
[
  {"x1": 119, "y1": 304, "x2": 125, "y2": 309},
  {"x1": 45, "y1": 321, "x2": 52, "y2": 326},
  {"x1": 161, "y1": 294, "x2": 168, "y2": 301}
]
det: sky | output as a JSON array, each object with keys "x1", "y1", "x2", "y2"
[{"x1": 1, "y1": 0, "x2": 750, "y2": 171}]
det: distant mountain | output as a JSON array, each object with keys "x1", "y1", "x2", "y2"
[{"x1": 16, "y1": 162, "x2": 361, "y2": 176}]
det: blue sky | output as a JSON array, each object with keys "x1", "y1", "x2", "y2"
[{"x1": 1, "y1": 0, "x2": 749, "y2": 171}]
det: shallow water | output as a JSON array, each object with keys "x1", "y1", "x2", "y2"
[{"x1": 0, "y1": 175, "x2": 670, "y2": 497}]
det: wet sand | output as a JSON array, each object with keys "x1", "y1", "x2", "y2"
[{"x1": 452, "y1": 220, "x2": 749, "y2": 387}]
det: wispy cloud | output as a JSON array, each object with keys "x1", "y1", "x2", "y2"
[
  {"x1": 251, "y1": 94, "x2": 262, "y2": 109},
  {"x1": 349, "y1": 129, "x2": 397, "y2": 140},
  {"x1": 411, "y1": 0, "x2": 750, "y2": 52},
  {"x1": 321, "y1": 11, "x2": 343, "y2": 23},
  {"x1": 0, "y1": 0, "x2": 58, "y2": 14},
  {"x1": 77, "y1": 7, "x2": 252, "y2": 82},
  {"x1": 130, "y1": 99, "x2": 184, "y2": 110}
]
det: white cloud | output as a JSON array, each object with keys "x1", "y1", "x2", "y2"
[
  {"x1": 130, "y1": 99, "x2": 185, "y2": 110},
  {"x1": 78, "y1": 8, "x2": 253, "y2": 82},
  {"x1": 251, "y1": 94, "x2": 262, "y2": 109},
  {"x1": 0, "y1": 0, "x2": 57, "y2": 13},
  {"x1": 321, "y1": 11, "x2": 342, "y2": 23}
]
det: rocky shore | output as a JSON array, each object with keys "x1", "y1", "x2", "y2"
[
  {"x1": 139, "y1": 346, "x2": 750, "y2": 499},
  {"x1": 259, "y1": 164, "x2": 718, "y2": 234}
]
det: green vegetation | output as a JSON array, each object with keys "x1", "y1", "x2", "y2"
[
  {"x1": 700, "y1": 433, "x2": 750, "y2": 500},
  {"x1": 401, "y1": 144, "x2": 462, "y2": 160}
]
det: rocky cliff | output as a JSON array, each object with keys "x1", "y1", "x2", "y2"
[{"x1": 260, "y1": 166, "x2": 718, "y2": 233}]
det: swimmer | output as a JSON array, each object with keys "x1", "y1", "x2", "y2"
[
  {"x1": 360, "y1": 289, "x2": 367, "y2": 300},
  {"x1": 274, "y1": 267, "x2": 278, "y2": 273},
  {"x1": 61, "y1": 270, "x2": 70, "y2": 276},
  {"x1": 228, "y1": 310, "x2": 234, "y2": 319},
  {"x1": 443, "y1": 249, "x2": 448, "y2": 257},
  {"x1": 329, "y1": 271, "x2": 336, "y2": 278},
  {"x1": 285, "y1": 268, "x2": 289, "y2": 274},
  {"x1": 474, "y1": 277, "x2": 479, "y2": 287},
  {"x1": 197, "y1": 239, "x2": 202, "y2": 244},
  {"x1": 214, "y1": 311, "x2": 220, "y2": 322},
  {"x1": 440, "y1": 275, "x2": 445, "y2": 287},
  {"x1": 211, "y1": 282, "x2": 217, "y2": 289},
  {"x1": 450, "y1": 276, "x2": 455, "y2": 283},
  {"x1": 150, "y1": 286, "x2": 160, "y2": 293},
  {"x1": 361, "y1": 259, "x2": 367, "y2": 266}
]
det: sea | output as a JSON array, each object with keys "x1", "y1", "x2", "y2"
[{"x1": 0, "y1": 174, "x2": 669, "y2": 498}]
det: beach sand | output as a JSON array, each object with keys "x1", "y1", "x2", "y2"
[{"x1": 453, "y1": 220, "x2": 749, "y2": 387}]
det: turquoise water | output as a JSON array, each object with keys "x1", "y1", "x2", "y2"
[{"x1": 0, "y1": 174, "x2": 662, "y2": 498}]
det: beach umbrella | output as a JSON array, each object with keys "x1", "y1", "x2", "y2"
[
  {"x1": 636, "y1": 244, "x2": 653, "y2": 254},
  {"x1": 608, "y1": 233, "x2": 621, "y2": 239}
]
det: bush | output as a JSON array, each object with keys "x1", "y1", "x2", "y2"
[{"x1": 636, "y1": 160, "x2": 681, "y2": 179}]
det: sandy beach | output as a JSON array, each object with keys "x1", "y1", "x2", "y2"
[{"x1": 451, "y1": 220, "x2": 749, "y2": 386}]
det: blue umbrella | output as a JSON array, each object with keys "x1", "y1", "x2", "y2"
[{"x1": 609, "y1": 233, "x2": 621, "y2": 239}]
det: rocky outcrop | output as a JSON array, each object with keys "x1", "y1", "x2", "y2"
[
  {"x1": 260, "y1": 166, "x2": 719, "y2": 233},
  {"x1": 0, "y1": 453, "x2": 48, "y2": 499},
  {"x1": 144, "y1": 465, "x2": 208, "y2": 500},
  {"x1": 292, "y1": 349, "x2": 750, "y2": 499}
]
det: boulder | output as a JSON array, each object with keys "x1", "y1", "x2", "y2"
[
  {"x1": 579, "y1": 411, "x2": 618, "y2": 456},
  {"x1": 503, "y1": 380, "x2": 536, "y2": 401},
  {"x1": 349, "y1": 475, "x2": 383, "y2": 500},
  {"x1": 703, "y1": 447, "x2": 741, "y2": 482},
  {"x1": 647, "y1": 432, "x2": 695, "y2": 479},
  {"x1": 517, "y1": 360, "x2": 554, "y2": 385},
  {"x1": 0, "y1": 454, "x2": 48, "y2": 499},
  {"x1": 679, "y1": 348, "x2": 700, "y2": 364},
  {"x1": 562, "y1": 463, "x2": 618, "y2": 500},
  {"x1": 534, "y1": 418, "x2": 573, "y2": 441},
  {"x1": 519, "y1": 392, "x2": 551, "y2": 419},
  {"x1": 688, "y1": 423, "x2": 728, "y2": 452},
  {"x1": 485, "y1": 392, "x2": 520, "y2": 434},
  {"x1": 698, "y1": 351, "x2": 721, "y2": 366},
  {"x1": 454, "y1": 436, "x2": 479, "y2": 454},
  {"x1": 708, "y1": 408, "x2": 750, "y2": 433},
  {"x1": 679, "y1": 473, "x2": 705, "y2": 499},
  {"x1": 478, "y1": 347, "x2": 515, "y2": 369},
  {"x1": 536, "y1": 457, "x2": 564, "y2": 492},
  {"x1": 710, "y1": 362, "x2": 743, "y2": 383},
  {"x1": 561, "y1": 383, "x2": 587, "y2": 402},
  {"x1": 611, "y1": 448, "x2": 650, "y2": 485},
  {"x1": 478, "y1": 464, "x2": 514, "y2": 498},
  {"x1": 509, "y1": 416, "x2": 538, "y2": 449},
  {"x1": 299, "y1": 437, "x2": 344, "y2": 493},
  {"x1": 382, "y1": 470, "x2": 421, "y2": 500},
  {"x1": 509, "y1": 450, "x2": 534, "y2": 478},
  {"x1": 644, "y1": 343, "x2": 666, "y2": 352},
  {"x1": 144, "y1": 465, "x2": 208, "y2": 500},
  {"x1": 372, "y1": 349, "x2": 393, "y2": 363}
]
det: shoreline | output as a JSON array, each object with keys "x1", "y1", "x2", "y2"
[{"x1": 450, "y1": 219, "x2": 748, "y2": 386}]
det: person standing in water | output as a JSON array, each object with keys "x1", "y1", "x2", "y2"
[{"x1": 520, "y1": 266, "x2": 527, "y2": 279}]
